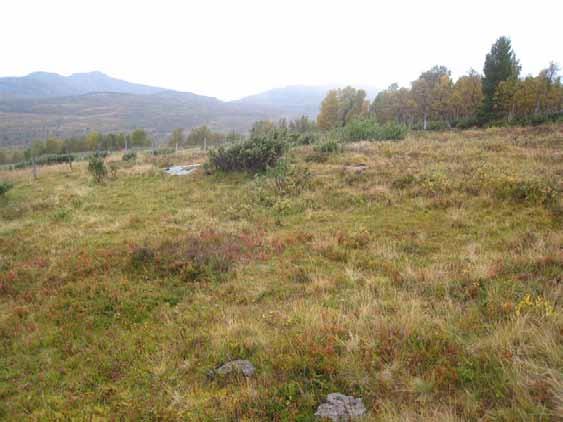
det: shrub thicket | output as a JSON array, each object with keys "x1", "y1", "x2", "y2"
[
  {"x1": 87, "y1": 156, "x2": 108, "y2": 184},
  {"x1": 13, "y1": 154, "x2": 75, "y2": 169},
  {"x1": 288, "y1": 132, "x2": 320, "y2": 145},
  {"x1": 314, "y1": 138, "x2": 343, "y2": 154},
  {"x1": 0, "y1": 181, "x2": 13, "y2": 196},
  {"x1": 152, "y1": 148, "x2": 175, "y2": 156},
  {"x1": 122, "y1": 152, "x2": 137, "y2": 162},
  {"x1": 208, "y1": 136, "x2": 285, "y2": 173},
  {"x1": 343, "y1": 119, "x2": 407, "y2": 141}
]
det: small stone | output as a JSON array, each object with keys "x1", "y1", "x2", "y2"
[
  {"x1": 343, "y1": 164, "x2": 368, "y2": 174},
  {"x1": 315, "y1": 393, "x2": 366, "y2": 421},
  {"x1": 212, "y1": 359, "x2": 256, "y2": 377}
]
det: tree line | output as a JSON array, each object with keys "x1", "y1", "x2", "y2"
[
  {"x1": 317, "y1": 36, "x2": 562, "y2": 130},
  {"x1": 0, "y1": 129, "x2": 152, "y2": 165},
  {"x1": 0, "y1": 125, "x2": 245, "y2": 165},
  {"x1": 166, "y1": 126, "x2": 243, "y2": 150}
]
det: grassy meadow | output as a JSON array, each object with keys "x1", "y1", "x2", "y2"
[{"x1": 0, "y1": 126, "x2": 562, "y2": 420}]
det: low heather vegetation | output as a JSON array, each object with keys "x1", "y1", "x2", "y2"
[{"x1": 0, "y1": 125, "x2": 561, "y2": 420}]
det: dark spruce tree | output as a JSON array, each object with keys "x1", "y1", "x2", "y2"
[{"x1": 481, "y1": 36, "x2": 521, "y2": 120}]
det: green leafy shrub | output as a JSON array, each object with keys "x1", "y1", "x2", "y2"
[
  {"x1": 418, "y1": 171, "x2": 454, "y2": 196},
  {"x1": 305, "y1": 138, "x2": 344, "y2": 163},
  {"x1": 152, "y1": 148, "x2": 175, "y2": 156},
  {"x1": 93, "y1": 151, "x2": 110, "y2": 159},
  {"x1": 13, "y1": 153, "x2": 75, "y2": 169},
  {"x1": 411, "y1": 120, "x2": 450, "y2": 131},
  {"x1": 469, "y1": 165, "x2": 559, "y2": 207},
  {"x1": 314, "y1": 138, "x2": 343, "y2": 154},
  {"x1": 493, "y1": 179, "x2": 558, "y2": 207},
  {"x1": 260, "y1": 159, "x2": 311, "y2": 197},
  {"x1": 208, "y1": 136, "x2": 285, "y2": 173},
  {"x1": 454, "y1": 117, "x2": 481, "y2": 129},
  {"x1": 392, "y1": 174, "x2": 417, "y2": 189},
  {"x1": 343, "y1": 118, "x2": 382, "y2": 141},
  {"x1": 108, "y1": 162, "x2": 119, "y2": 178},
  {"x1": 378, "y1": 122, "x2": 409, "y2": 140},
  {"x1": 0, "y1": 181, "x2": 13, "y2": 196},
  {"x1": 343, "y1": 119, "x2": 407, "y2": 141},
  {"x1": 122, "y1": 152, "x2": 137, "y2": 162},
  {"x1": 293, "y1": 132, "x2": 319, "y2": 145},
  {"x1": 87, "y1": 155, "x2": 108, "y2": 184}
]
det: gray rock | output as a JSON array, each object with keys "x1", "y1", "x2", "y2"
[
  {"x1": 343, "y1": 164, "x2": 368, "y2": 174},
  {"x1": 212, "y1": 359, "x2": 256, "y2": 377},
  {"x1": 315, "y1": 393, "x2": 366, "y2": 421},
  {"x1": 164, "y1": 164, "x2": 200, "y2": 176}
]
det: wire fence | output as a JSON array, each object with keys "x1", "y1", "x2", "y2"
[{"x1": 0, "y1": 142, "x2": 236, "y2": 172}]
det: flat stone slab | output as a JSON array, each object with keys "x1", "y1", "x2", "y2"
[
  {"x1": 211, "y1": 359, "x2": 256, "y2": 377},
  {"x1": 164, "y1": 164, "x2": 200, "y2": 176},
  {"x1": 315, "y1": 393, "x2": 366, "y2": 421},
  {"x1": 343, "y1": 164, "x2": 368, "y2": 173}
]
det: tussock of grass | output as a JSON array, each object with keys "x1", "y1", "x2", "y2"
[{"x1": 0, "y1": 125, "x2": 561, "y2": 420}]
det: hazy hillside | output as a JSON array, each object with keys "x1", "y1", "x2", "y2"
[
  {"x1": 0, "y1": 71, "x2": 164, "y2": 99},
  {"x1": 233, "y1": 85, "x2": 331, "y2": 117},
  {"x1": 234, "y1": 85, "x2": 378, "y2": 118},
  {"x1": 0, "y1": 91, "x2": 283, "y2": 145},
  {"x1": 0, "y1": 73, "x2": 329, "y2": 146}
]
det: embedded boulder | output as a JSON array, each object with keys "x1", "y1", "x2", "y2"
[
  {"x1": 343, "y1": 164, "x2": 368, "y2": 174},
  {"x1": 314, "y1": 393, "x2": 366, "y2": 421},
  {"x1": 210, "y1": 359, "x2": 256, "y2": 378}
]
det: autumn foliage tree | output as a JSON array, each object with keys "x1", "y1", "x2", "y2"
[
  {"x1": 317, "y1": 87, "x2": 368, "y2": 129},
  {"x1": 317, "y1": 90, "x2": 339, "y2": 130},
  {"x1": 451, "y1": 70, "x2": 483, "y2": 122},
  {"x1": 365, "y1": 36, "x2": 561, "y2": 129},
  {"x1": 495, "y1": 63, "x2": 562, "y2": 122}
]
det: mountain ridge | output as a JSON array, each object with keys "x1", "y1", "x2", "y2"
[
  {"x1": 0, "y1": 71, "x2": 376, "y2": 147},
  {"x1": 0, "y1": 71, "x2": 168, "y2": 99}
]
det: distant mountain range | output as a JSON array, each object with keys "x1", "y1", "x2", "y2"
[
  {"x1": 0, "y1": 72, "x2": 377, "y2": 146},
  {"x1": 0, "y1": 71, "x2": 164, "y2": 99}
]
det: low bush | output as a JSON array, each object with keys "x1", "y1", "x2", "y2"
[
  {"x1": 343, "y1": 118, "x2": 381, "y2": 141},
  {"x1": 391, "y1": 174, "x2": 417, "y2": 189},
  {"x1": 131, "y1": 230, "x2": 269, "y2": 282},
  {"x1": 93, "y1": 151, "x2": 110, "y2": 159},
  {"x1": 411, "y1": 120, "x2": 450, "y2": 131},
  {"x1": 87, "y1": 155, "x2": 108, "y2": 184},
  {"x1": 13, "y1": 153, "x2": 75, "y2": 169},
  {"x1": 454, "y1": 116, "x2": 482, "y2": 129},
  {"x1": 258, "y1": 159, "x2": 311, "y2": 197},
  {"x1": 152, "y1": 148, "x2": 175, "y2": 156},
  {"x1": 377, "y1": 122, "x2": 408, "y2": 140},
  {"x1": 305, "y1": 138, "x2": 344, "y2": 163},
  {"x1": 0, "y1": 181, "x2": 13, "y2": 196},
  {"x1": 342, "y1": 119, "x2": 407, "y2": 141},
  {"x1": 130, "y1": 246, "x2": 155, "y2": 268},
  {"x1": 314, "y1": 138, "x2": 343, "y2": 154},
  {"x1": 493, "y1": 179, "x2": 558, "y2": 207},
  {"x1": 122, "y1": 152, "x2": 137, "y2": 162},
  {"x1": 208, "y1": 136, "x2": 285, "y2": 173},
  {"x1": 108, "y1": 162, "x2": 119, "y2": 178},
  {"x1": 293, "y1": 132, "x2": 319, "y2": 145}
]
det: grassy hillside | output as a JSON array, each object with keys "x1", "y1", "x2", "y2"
[{"x1": 0, "y1": 126, "x2": 561, "y2": 420}]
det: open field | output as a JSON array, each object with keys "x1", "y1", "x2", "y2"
[{"x1": 0, "y1": 126, "x2": 562, "y2": 420}]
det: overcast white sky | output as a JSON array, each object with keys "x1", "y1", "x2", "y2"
[{"x1": 2, "y1": 0, "x2": 562, "y2": 100}]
